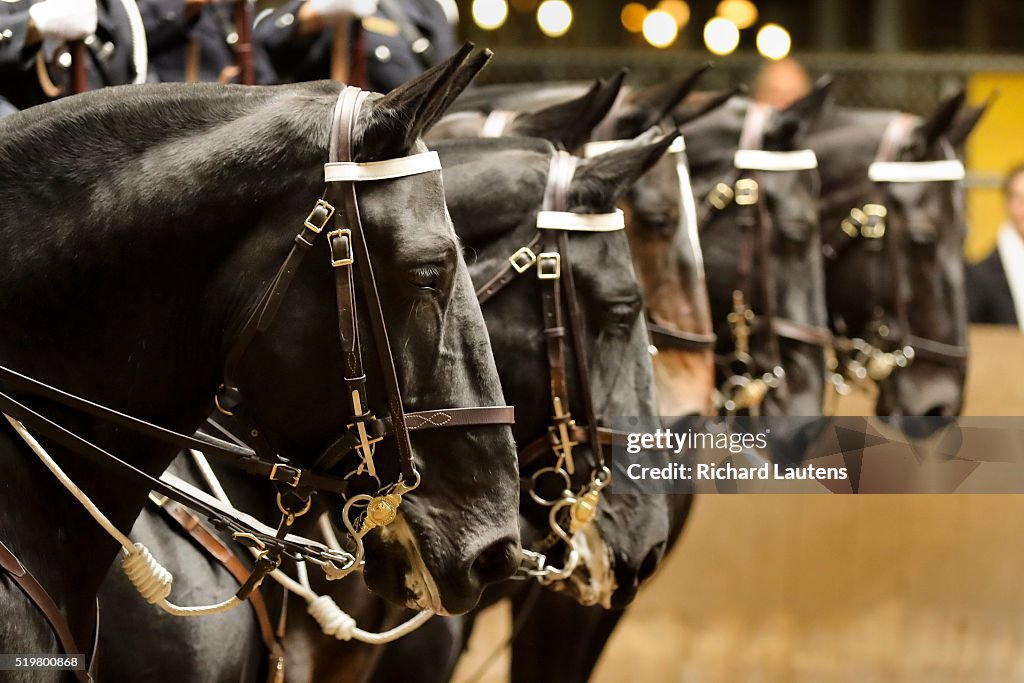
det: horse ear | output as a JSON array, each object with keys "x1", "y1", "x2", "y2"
[
  {"x1": 916, "y1": 89, "x2": 966, "y2": 151},
  {"x1": 569, "y1": 131, "x2": 676, "y2": 211},
  {"x1": 508, "y1": 69, "x2": 627, "y2": 152},
  {"x1": 613, "y1": 64, "x2": 712, "y2": 136},
  {"x1": 946, "y1": 93, "x2": 995, "y2": 150},
  {"x1": 763, "y1": 76, "x2": 833, "y2": 148},
  {"x1": 361, "y1": 43, "x2": 491, "y2": 158}
]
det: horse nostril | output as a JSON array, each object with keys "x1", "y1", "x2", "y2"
[
  {"x1": 924, "y1": 405, "x2": 953, "y2": 417},
  {"x1": 637, "y1": 541, "x2": 666, "y2": 584},
  {"x1": 472, "y1": 537, "x2": 520, "y2": 585}
]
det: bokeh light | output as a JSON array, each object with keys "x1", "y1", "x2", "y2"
[
  {"x1": 642, "y1": 9, "x2": 678, "y2": 48},
  {"x1": 756, "y1": 23, "x2": 791, "y2": 60},
  {"x1": 704, "y1": 17, "x2": 739, "y2": 56},
  {"x1": 537, "y1": 0, "x2": 573, "y2": 37},
  {"x1": 472, "y1": 0, "x2": 509, "y2": 30},
  {"x1": 620, "y1": 2, "x2": 647, "y2": 33},
  {"x1": 656, "y1": 0, "x2": 690, "y2": 28},
  {"x1": 716, "y1": 0, "x2": 758, "y2": 30}
]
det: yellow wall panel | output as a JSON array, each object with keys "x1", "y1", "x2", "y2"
[{"x1": 966, "y1": 73, "x2": 1024, "y2": 262}]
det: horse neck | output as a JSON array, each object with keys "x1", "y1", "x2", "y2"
[{"x1": 0, "y1": 90, "x2": 330, "y2": 646}]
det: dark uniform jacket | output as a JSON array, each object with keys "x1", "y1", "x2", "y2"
[
  {"x1": 0, "y1": 0, "x2": 139, "y2": 112},
  {"x1": 967, "y1": 248, "x2": 1019, "y2": 326},
  {"x1": 137, "y1": 0, "x2": 275, "y2": 83},
  {"x1": 254, "y1": 0, "x2": 455, "y2": 93}
]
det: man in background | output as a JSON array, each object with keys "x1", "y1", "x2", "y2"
[
  {"x1": 968, "y1": 165, "x2": 1024, "y2": 329},
  {"x1": 254, "y1": 0, "x2": 457, "y2": 92},
  {"x1": 137, "y1": 0, "x2": 276, "y2": 83},
  {"x1": 752, "y1": 57, "x2": 811, "y2": 109},
  {"x1": 0, "y1": 0, "x2": 142, "y2": 114}
]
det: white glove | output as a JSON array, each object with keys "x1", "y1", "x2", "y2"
[
  {"x1": 308, "y1": 0, "x2": 378, "y2": 21},
  {"x1": 28, "y1": 0, "x2": 98, "y2": 42}
]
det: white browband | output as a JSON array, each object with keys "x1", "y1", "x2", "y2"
[
  {"x1": 536, "y1": 209, "x2": 626, "y2": 232},
  {"x1": 867, "y1": 159, "x2": 966, "y2": 183},
  {"x1": 582, "y1": 136, "x2": 686, "y2": 159},
  {"x1": 324, "y1": 151, "x2": 442, "y2": 183},
  {"x1": 733, "y1": 149, "x2": 818, "y2": 172}
]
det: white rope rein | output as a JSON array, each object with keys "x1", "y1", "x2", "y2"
[
  {"x1": 4, "y1": 414, "x2": 242, "y2": 616},
  {"x1": 189, "y1": 450, "x2": 433, "y2": 643}
]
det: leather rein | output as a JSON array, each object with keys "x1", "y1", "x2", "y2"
[
  {"x1": 696, "y1": 104, "x2": 832, "y2": 415},
  {"x1": 821, "y1": 113, "x2": 968, "y2": 393},
  {"x1": 0, "y1": 86, "x2": 514, "y2": 660}
]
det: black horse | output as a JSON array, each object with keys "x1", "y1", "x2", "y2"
[
  {"x1": 808, "y1": 91, "x2": 988, "y2": 418},
  {"x1": 679, "y1": 86, "x2": 832, "y2": 419},
  {"x1": 429, "y1": 68, "x2": 720, "y2": 419},
  {"x1": 0, "y1": 45, "x2": 521, "y2": 674},
  {"x1": 363, "y1": 133, "x2": 678, "y2": 683},
  {"x1": 372, "y1": 72, "x2": 720, "y2": 683}
]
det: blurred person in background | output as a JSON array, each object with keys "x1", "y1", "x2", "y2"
[
  {"x1": 752, "y1": 57, "x2": 811, "y2": 109},
  {"x1": 0, "y1": 0, "x2": 144, "y2": 116},
  {"x1": 968, "y1": 165, "x2": 1024, "y2": 330},
  {"x1": 254, "y1": 0, "x2": 457, "y2": 92},
  {"x1": 137, "y1": 0, "x2": 275, "y2": 83}
]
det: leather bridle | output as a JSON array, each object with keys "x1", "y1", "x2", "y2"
[
  {"x1": 582, "y1": 134, "x2": 719, "y2": 355},
  {"x1": 0, "y1": 86, "x2": 515, "y2": 659},
  {"x1": 696, "y1": 104, "x2": 832, "y2": 415},
  {"x1": 474, "y1": 150, "x2": 633, "y2": 583},
  {"x1": 821, "y1": 113, "x2": 969, "y2": 394}
]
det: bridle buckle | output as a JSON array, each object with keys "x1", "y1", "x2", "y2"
[
  {"x1": 509, "y1": 246, "x2": 538, "y2": 274},
  {"x1": 861, "y1": 204, "x2": 887, "y2": 239},
  {"x1": 327, "y1": 229, "x2": 354, "y2": 267},
  {"x1": 537, "y1": 252, "x2": 561, "y2": 280},
  {"x1": 841, "y1": 207, "x2": 868, "y2": 238},
  {"x1": 708, "y1": 182, "x2": 734, "y2": 210},
  {"x1": 735, "y1": 178, "x2": 759, "y2": 206},
  {"x1": 269, "y1": 463, "x2": 302, "y2": 488},
  {"x1": 304, "y1": 199, "x2": 336, "y2": 234}
]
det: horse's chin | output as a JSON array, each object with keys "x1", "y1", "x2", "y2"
[{"x1": 368, "y1": 513, "x2": 454, "y2": 616}]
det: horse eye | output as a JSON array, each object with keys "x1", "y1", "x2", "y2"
[
  {"x1": 605, "y1": 299, "x2": 642, "y2": 331},
  {"x1": 407, "y1": 264, "x2": 445, "y2": 292}
]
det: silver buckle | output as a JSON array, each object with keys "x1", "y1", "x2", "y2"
[
  {"x1": 509, "y1": 246, "x2": 538, "y2": 274},
  {"x1": 327, "y1": 229, "x2": 354, "y2": 267},
  {"x1": 537, "y1": 252, "x2": 561, "y2": 280},
  {"x1": 304, "y1": 199, "x2": 335, "y2": 234}
]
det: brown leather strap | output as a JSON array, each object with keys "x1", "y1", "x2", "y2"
[
  {"x1": 518, "y1": 426, "x2": 628, "y2": 470},
  {"x1": 475, "y1": 235, "x2": 543, "y2": 305},
  {"x1": 154, "y1": 499, "x2": 281, "y2": 657},
  {"x1": 646, "y1": 312, "x2": 717, "y2": 351},
  {"x1": 763, "y1": 316, "x2": 833, "y2": 348},
  {"x1": 0, "y1": 540, "x2": 92, "y2": 683},
  {"x1": 330, "y1": 86, "x2": 416, "y2": 483},
  {"x1": 233, "y1": 0, "x2": 256, "y2": 85}
]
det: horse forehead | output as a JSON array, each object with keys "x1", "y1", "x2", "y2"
[{"x1": 571, "y1": 235, "x2": 641, "y2": 298}]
